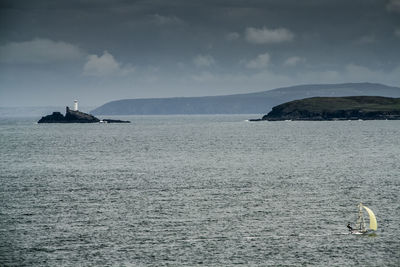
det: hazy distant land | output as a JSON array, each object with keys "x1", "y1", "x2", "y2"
[{"x1": 90, "y1": 83, "x2": 400, "y2": 115}]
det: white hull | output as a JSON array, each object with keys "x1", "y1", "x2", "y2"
[
  {"x1": 350, "y1": 229, "x2": 375, "y2": 235},
  {"x1": 351, "y1": 230, "x2": 366, "y2": 235}
]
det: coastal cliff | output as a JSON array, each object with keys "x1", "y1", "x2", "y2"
[{"x1": 260, "y1": 96, "x2": 400, "y2": 121}]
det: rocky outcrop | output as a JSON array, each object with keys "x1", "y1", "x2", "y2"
[
  {"x1": 38, "y1": 107, "x2": 101, "y2": 123},
  {"x1": 65, "y1": 107, "x2": 100, "y2": 122},
  {"x1": 37, "y1": 111, "x2": 66, "y2": 123},
  {"x1": 38, "y1": 107, "x2": 131, "y2": 123},
  {"x1": 257, "y1": 96, "x2": 400, "y2": 121},
  {"x1": 101, "y1": 119, "x2": 130, "y2": 123}
]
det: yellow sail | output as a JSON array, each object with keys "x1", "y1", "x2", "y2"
[{"x1": 363, "y1": 206, "x2": 377, "y2": 231}]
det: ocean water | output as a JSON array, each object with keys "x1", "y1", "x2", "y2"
[{"x1": 0, "y1": 115, "x2": 399, "y2": 266}]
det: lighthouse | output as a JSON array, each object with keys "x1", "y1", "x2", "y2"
[{"x1": 73, "y1": 100, "x2": 78, "y2": 111}]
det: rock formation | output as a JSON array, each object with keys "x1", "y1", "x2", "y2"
[
  {"x1": 38, "y1": 107, "x2": 100, "y2": 123},
  {"x1": 38, "y1": 106, "x2": 130, "y2": 123}
]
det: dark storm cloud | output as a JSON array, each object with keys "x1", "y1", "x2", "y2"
[{"x1": 1, "y1": 0, "x2": 400, "y2": 106}]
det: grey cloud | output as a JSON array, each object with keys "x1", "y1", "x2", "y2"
[
  {"x1": 0, "y1": 38, "x2": 84, "y2": 63},
  {"x1": 245, "y1": 52, "x2": 270, "y2": 69},
  {"x1": 193, "y1": 55, "x2": 216, "y2": 67},
  {"x1": 283, "y1": 56, "x2": 305, "y2": 67},
  {"x1": 151, "y1": 14, "x2": 184, "y2": 25},
  {"x1": 357, "y1": 35, "x2": 376, "y2": 44},
  {"x1": 83, "y1": 51, "x2": 134, "y2": 76},
  {"x1": 386, "y1": 0, "x2": 400, "y2": 13},
  {"x1": 245, "y1": 27, "x2": 294, "y2": 44},
  {"x1": 225, "y1": 32, "x2": 240, "y2": 41}
]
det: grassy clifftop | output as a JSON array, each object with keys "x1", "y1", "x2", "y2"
[{"x1": 262, "y1": 96, "x2": 400, "y2": 121}]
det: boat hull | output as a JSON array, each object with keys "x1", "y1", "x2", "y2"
[{"x1": 350, "y1": 230, "x2": 374, "y2": 235}]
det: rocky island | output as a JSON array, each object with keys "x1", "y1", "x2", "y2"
[
  {"x1": 38, "y1": 104, "x2": 130, "y2": 123},
  {"x1": 255, "y1": 96, "x2": 400, "y2": 121}
]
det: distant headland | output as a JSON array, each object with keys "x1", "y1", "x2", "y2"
[
  {"x1": 90, "y1": 83, "x2": 400, "y2": 115},
  {"x1": 38, "y1": 101, "x2": 130, "y2": 123},
  {"x1": 251, "y1": 96, "x2": 400, "y2": 121}
]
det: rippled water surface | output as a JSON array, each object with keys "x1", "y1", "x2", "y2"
[{"x1": 1, "y1": 115, "x2": 399, "y2": 266}]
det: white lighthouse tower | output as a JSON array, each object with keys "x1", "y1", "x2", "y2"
[{"x1": 73, "y1": 100, "x2": 78, "y2": 111}]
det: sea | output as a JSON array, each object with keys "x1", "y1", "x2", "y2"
[{"x1": 0, "y1": 115, "x2": 399, "y2": 266}]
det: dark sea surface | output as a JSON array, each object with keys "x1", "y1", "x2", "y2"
[{"x1": 1, "y1": 115, "x2": 399, "y2": 266}]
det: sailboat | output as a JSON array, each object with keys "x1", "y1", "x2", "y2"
[{"x1": 349, "y1": 202, "x2": 378, "y2": 234}]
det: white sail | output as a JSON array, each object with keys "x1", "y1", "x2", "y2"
[{"x1": 363, "y1": 206, "x2": 377, "y2": 231}]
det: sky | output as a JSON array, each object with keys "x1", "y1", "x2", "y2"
[{"x1": 1, "y1": 0, "x2": 400, "y2": 107}]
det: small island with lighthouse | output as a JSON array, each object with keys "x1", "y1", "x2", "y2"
[{"x1": 38, "y1": 100, "x2": 130, "y2": 123}]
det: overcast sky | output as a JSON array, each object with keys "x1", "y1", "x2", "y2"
[{"x1": 1, "y1": 0, "x2": 400, "y2": 107}]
